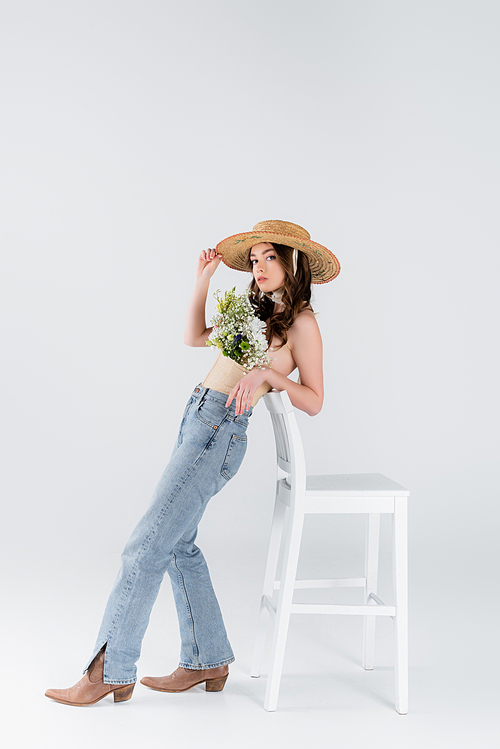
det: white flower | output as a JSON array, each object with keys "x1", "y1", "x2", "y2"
[{"x1": 206, "y1": 288, "x2": 270, "y2": 369}]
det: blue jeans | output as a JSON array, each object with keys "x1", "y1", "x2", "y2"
[{"x1": 85, "y1": 385, "x2": 252, "y2": 685}]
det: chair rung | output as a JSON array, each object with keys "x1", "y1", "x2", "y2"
[
  {"x1": 263, "y1": 595, "x2": 276, "y2": 616},
  {"x1": 367, "y1": 593, "x2": 395, "y2": 620},
  {"x1": 273, "y1": 578, "x2": 366, "y2": 590},
  {"x1": 290, "y1": 603, "x2": 396, "y2": 616}
]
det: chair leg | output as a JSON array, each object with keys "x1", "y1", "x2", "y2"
[
  {"x1": 363, "y1": 513, "x2": 380, "y2": 670},
  {"x1": 393, "y1": 497, "x2": 408, "y2": 714},
  {"x1": 264, "y1": 508, "x2": 304, "y2": 712},
  {"x1": 251, "y1": 494, "x2": 287, "y2": 677}
]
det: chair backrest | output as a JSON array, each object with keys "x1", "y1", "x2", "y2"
[{"x1": 263, "y1": 390, "x2": 306, "y2": 498}]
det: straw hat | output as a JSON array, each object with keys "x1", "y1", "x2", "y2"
[{"x1": 216, "y1": 220, "x2": 340, "y2": 284}]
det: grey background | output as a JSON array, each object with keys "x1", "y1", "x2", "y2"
[{"x1": 1, "y1": 1, "x2": 498, "y2": 747}]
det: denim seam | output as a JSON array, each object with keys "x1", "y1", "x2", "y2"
[
  {"x1": 178, "y1": 397, "x2": 195, "y2": 442},
  {"x1": 172, "y1": 551, "x2": 199, "y2": 666}
]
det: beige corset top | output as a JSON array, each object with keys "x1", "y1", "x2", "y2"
[{"x1": 202, "y1": 351, "x2": 272, "y2": 407}]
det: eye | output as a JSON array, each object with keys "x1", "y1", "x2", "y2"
[{"x1": 250, "y1": 254, "x2": 276, "y2": 265}]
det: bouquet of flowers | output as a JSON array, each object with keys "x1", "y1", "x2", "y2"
[{"x1": 206, "y1": 288, "x2": 270, "y2": 370}]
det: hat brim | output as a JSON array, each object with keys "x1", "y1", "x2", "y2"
[{"x1": 216, "y1": 231, "x2": 340, "y2": 284}]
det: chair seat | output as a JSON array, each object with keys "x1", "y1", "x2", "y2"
[
  {"x1": 280, "y1": 473, "x2": 409, "y2": 513},
  {"x1": 305, "y1": 472, "x2": 410, "y2": 497}
]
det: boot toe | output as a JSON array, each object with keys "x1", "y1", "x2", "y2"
[
  {"x1": 140, "y1": 676, "x2": 161, "y2": 689},
  {"x1": 45, "y1": 688, "x2": 70, "y2": 703}
]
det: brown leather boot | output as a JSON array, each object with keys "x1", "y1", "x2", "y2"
[
  {"x1": 45, "y1": 649, "x2": 135, "y2": 706},
  {"x1": 140, "y1": 665, "x2": 228, "y2": 693}
]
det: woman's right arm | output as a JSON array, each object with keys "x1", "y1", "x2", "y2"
[{"x1": 183, "y1": 249, "x2": 222, "y2": 347}]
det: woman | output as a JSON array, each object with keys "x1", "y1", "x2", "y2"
[{"x1": 45, "y1": 219, "x2": 340, "y2": 706}]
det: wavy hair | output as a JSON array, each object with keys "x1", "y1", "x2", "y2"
[{"x1": 248, "y1": 244, "x2": 313, "y2": 348}]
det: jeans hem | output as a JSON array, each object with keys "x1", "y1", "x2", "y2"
[
  {"x1": 178, "y1": 656, "x2": 235, "y2": 670},
  {"x1": 102, "y1": 677, "x2": 137, "y2": 686}
]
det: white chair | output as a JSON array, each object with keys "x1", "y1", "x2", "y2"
[{"x1": 251, "y1": 390, "x2": 409, "y2": 713}]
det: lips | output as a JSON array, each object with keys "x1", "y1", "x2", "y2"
[{"x1": 257, "y1": 276, "x2": 267, "y2": 282}]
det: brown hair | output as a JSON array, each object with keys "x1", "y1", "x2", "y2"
[{"x1": 248, "y1": 244, "x2": 313, "y2": 348}]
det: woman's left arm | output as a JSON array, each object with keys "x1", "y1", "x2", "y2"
[{"x1": 226, "y1": 313, "x2": 324, "y2": 417}]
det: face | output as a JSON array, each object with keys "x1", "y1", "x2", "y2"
[{"x1": 250, "y1": 243, "x2": 286, "y2": 294}]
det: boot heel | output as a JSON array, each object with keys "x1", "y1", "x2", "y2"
[
  {"x1": 113, "y1": 684, "x2": 135, "y2": 702},
  {"x1": 205, "y1": 675, "x2": 228, "y2": 692}
]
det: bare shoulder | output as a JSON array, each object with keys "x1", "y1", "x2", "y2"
[
  {"x1": 289, "y1": 308, "x2": 320, "y2": 338},
  {"x1": 287, "y1": 309, "x2": 322, "y2": 362}
]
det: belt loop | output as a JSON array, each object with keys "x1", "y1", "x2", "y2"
[{"x1": 193, "y1": 383, "x2": 205, "y2": 397}]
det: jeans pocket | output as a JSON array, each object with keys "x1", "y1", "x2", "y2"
[
  {"x1": 221, "y1": 434, "x2": 248, "y2": 481},
  {"x1": 196, "y1": 397, "x2": 227, "y2": 429}
]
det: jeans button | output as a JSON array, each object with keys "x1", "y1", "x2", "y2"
[{"x1": 194, "y1": 388, "x2": 200, "y2": 393}]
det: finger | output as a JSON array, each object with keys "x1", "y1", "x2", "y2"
[
  {"x1": 235, "y1": 390, "x2": 242, "y2": 415},
  {"x1": 236, "y1": 388, "x2": 246, "y2": 416},
  {"x1": 238, "y1": 389, "x2": 251, "y2": 416},
  {"x1": 226, "y1": 387, "x2": 237, "y2": 408}
]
